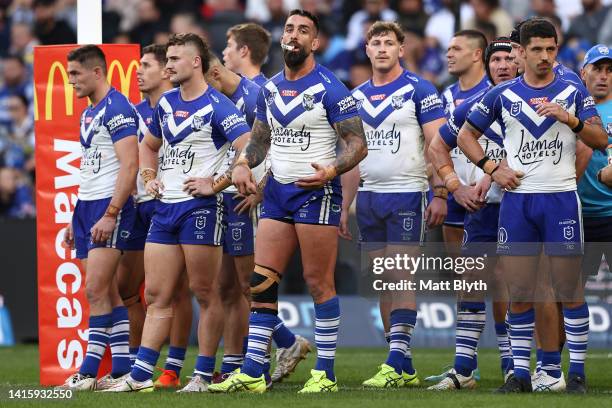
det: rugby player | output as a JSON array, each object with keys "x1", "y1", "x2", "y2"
[
  {"x1": 426, "y1": 37, "x2": 518, "y2": 390},
  {"x1": 339, "y1": 21, "x2": 446, "y2": 389},
  {"x1": 223, "y1": 23, "x2": 271, "y2": 86},
  {"x1": 59, "y1": 45, "x2": 139, "y2": 390},
  {"x1": 457, "y1": 19, "x2": 607, "y2": 393},
  {"x1": 105, "y1": 33, "x2": 252, "y2": 393},
  {"x1": 208, "y1": 9, "x2": 367, "y2": 393}
]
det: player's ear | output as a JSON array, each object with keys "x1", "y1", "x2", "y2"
[
  {"x1": 93, "y1": 65, "x2": 104, "y2": 80},
  {"x1": 580, "y1": 67, "x2": 587, "y2": 82},
  {"x1": 239, "y1": 45, "x2": 248, "y2": 59},
  {"x1": 311, "y1": 37, "x2": 320, "y2": 52},
  {"x1": 398, "y1": 42, "x2": 405, "y2": 59}
]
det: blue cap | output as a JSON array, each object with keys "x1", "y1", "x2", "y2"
[{"x1": 583, "y1": 44, "x2": 612, "y2": 66}]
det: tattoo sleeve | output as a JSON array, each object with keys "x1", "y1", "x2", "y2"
[
  {"x1": 333, "y1": 116, "x2": 368, "y2": 175},
  {"x1": 235, "y1": 118, "x2": 271, "y2": 169}
]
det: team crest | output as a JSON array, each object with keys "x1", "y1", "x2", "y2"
[
  {"x1": 402, "y1": 218, "x2": 413, "y2": 232},
  {"x1": 555, "y1": 99, "x2": 568, "y2": 110},
  {"x1": 232, "y1": 228, "x2": 242, "y2": 241},
  {"x1": 302, "y1": 94, "x2": 315, "y2": 111},
  {"x1": 91, "y1": 117, "x2": 100, "y2": 133},
  {"x1": 563, "y1": 226, "x2": 574, "y2": 240},
  {"x1": 597, "y1": 45, "x2": 609, "y2": 55},
  {"x1": 195, "y1": 216, "x2": 206, "y2": 230},
  {"x1": 510, "y1": 101, "x2": 522, "y2": 117},
  {"x1": 191, "y1": 115, "x2": 205, "y2": 131},
  {"x1": 161, "y1": 113, "x2": 170, "y2": 127},
  {"x1": 266, "y1": 91, "x2": 277, "y2": 107},
  {"x1": 391, "y1": 95, "x2": 404, "y2": 110}
]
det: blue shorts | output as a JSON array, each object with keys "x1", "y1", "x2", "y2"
[
  {"x1": 260, "y1": 176, "x2": 342, "y2": 226},
  {"x1": 222, "y1": 192, "x2": 258, "y2": 256},
  {"x1": 461, "y1": 203, "x2": 500, "y2": 256},
  {"x1": 124, "y1": 199, "x2": 157, "y2": 251},
  {"x1": 147, "y1": 196, "x2": 225, "y2": 246},
  {"x1": 73, "y1": 197, "x2": 136, "y2": 259},
  {"x1": 357, "y1": 191, "x2": 427, "y2": 250},
  {"x1": 444, "y1": 192, "x2": 466, "y2": 227},
  {"x1": 497, "y1": 192, "x2": 583, "y2": 256}
]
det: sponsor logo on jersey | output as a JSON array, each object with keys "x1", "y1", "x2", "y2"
[
  {"x1": 583, "y1": 95, "x2": 596, "y2": 109},
  {"x1": 160, "y1": 143, "x2": 196, "y2": 173},
  {"x1": 337, "y1": 95, "x2": 357, "y2": 114},
  {"x1": 515, "y1": 130, "x2": 563, "y2": 165},
  {"x1": 475, "y1": 101, "x2": 490, "y2": 115},
  {"x1": 448, "y1": 116, "x2": 460, "y2": 135},
  {"x1": 421, "y1": 93, "x2": 442, "y2": 111},
  {"x1": 370, "y1": 94, "x2": 386, "y2": 101},
  {"x1": 365, "y1": 123, "x2": 401, "y2": 154},
  {"x1": 174, "y1": 110, "x2": 189, "y2": 118},
  {"x1": 85, "y1": 116, "x2": 93, "y2": 124},
  {"x1": 107, "y1": 113, "x2": 136, "y2": 131},
  {"x1": 221, "y1": 113, "x2": 246, "y2": 132},
  {"x1": 319, "y1": 72, "x2": 332, "y2": 83},
  {"x1": 82, "y1": 145, "x2": 103, "y2": 174},
  {"x1": 529, "y1": 97, "x2": 548, "y2": 106},
  {"x1": 281, "y1": 89, "x2": 298, "y2": 97},
  {"x1": 270, "y1": 122, "x2": 312, "y2": 150}
]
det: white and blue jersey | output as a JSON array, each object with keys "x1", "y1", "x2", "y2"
[
  {"x1": 352, "y1": 69, "x2": 445, "y2": 192},
  {"x1": 439, "y1": 86, "x2": 506, "y2": 203},
  {"x1": 251, "y1": 73, "x2": 268, "y2": 87},
  {"x1": 256, "y1": 64, "x2": 360, "y2": 184},
  {"x1": 467, "y1": 74, "x2": 599, "y2": 256},
  {"x1": 441, "y1": 75, "x2": 491, "y2": 225},
  {"x1": 553, "y1": 63, "x2": 583, "y2": 87},
  {"x1": 134, "y1": 99, "x2": 156, "y2": 204},
  {"x1": 78, "y1": 87, "x2": 139, "y2": 200},
  {"x1": 149, "y1": 86, "x2": 251, "y2": 203}
]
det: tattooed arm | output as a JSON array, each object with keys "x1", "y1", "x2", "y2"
[
  {"x1": 231, "y1": 118, "x2": 272, "y2": 195},
  {"x1": 295, "y1": 116, "x2": 368, "y2": 189},
  {"x1": 578, "y1": 115, "x2": 608, "y2": 151}
]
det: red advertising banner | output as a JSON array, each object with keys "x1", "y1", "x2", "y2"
[{"x1": 33, "y1": 44, "x2": 141, "y2": 385}]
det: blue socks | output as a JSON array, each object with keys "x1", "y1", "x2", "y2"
[
  {"x1": 385, "y1": 309, "x2": 416, "y2": 375},
  {"x1": 79, "y1": 313, "x2": 112, "y2": 377},
  {"x1": 131, "y1": 346, "x2": 159, "y2": 382},
  {"x1": 454, "y1": 302, "x2": 486, "y2": 377},
  {"x1": 508, "y1": 308, "x2": 535, "y2": 380},
  {"x1": 110, "y1": 306, "x2": 131, "y2": 377},
  {"x1": 314, "y1": 297, "x2": 340, "y2": 381},
  {"x1": 164, "y1": 346, "x2": 186, "y2": 376},
  {"x1": 564, "y1": 303, "x2": 589, "y2": 377}
]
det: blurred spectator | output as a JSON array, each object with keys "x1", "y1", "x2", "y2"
[
  {"x1": 348, "y1": 61, "x2": 372, "y2": 89},
  {"x1": 543, "y1": 14, "x2": 591, "y2": 73},
  {"x1": 33, "y1": 0, "x2": 76, "y2": 45},
  {"x1": 345, "y1": 0, "x2": 398, "y2": 50},
  {"x1": 105, "y1": 0, "x2": 142, "y2": 32},
  {"x1": 55, "y1": 0, "x2": 77, "y2": 32},
  {"x1": 262, "y1": 0, "x2": 289, "y2": 76},
  {"x1": 567, "y1": 0, "x2": 612, "y2": 45},
  {"x1": 475, "y1": 19, "x2": 497, "y2": 42},
  {"x1": 424, "y1": 0, "x2": 474, "y2": 50},
  {"x1": 464, "y1": 0, "x2": 513, "y2": 38},
  {"x1": 246, "y1": 0, "x2": 300, "y2": 23},
  {"x1": 5, "y1": 93, "x2": 34, "y2": 173},
  {"x1": 0, "y1": 55, "x2": 32, "y2": 130},
  {"x1": 129, "y1": 0, "x2": 168, "y2": 47},
  {"x1": 0, "y1": 5, "x2": 11, "y2": 56},
  {"x1": 200, "y1": 0, "x2": 246, "y2": 55},
  {"x1": 0, "y1": 167, "x2": 34, "y2": 219},
  {"x1": 8, "y1": 0, "x2": 34, "y2": 26},
  {"x1": 394, "y1": 0, "x2": 429, "y2": 35},
  {"x1": 402, "y1": 27, "x2": 445, "y2": 86},
  {"x1": 9, "y1": 22, "x2": 38, "y2": 69}
]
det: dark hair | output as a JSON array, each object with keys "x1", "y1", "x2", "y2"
[
  {"x1": 67, "y1": 45, "x2": 107, "y2": 74},
  {"x1": 287, "y1": 9, "x2": 320, "y2": 34},
  {"x1": 142, "y1": 44, "x2": 168, "y2": 66},
  {"x1": 167, "y1": 33, "x2": 210, "y2": 74},
  {"x1": 453, "y1": 29, "x2": 488, "y2": 63},
  {"x1": 227, "y1": 23, "x2": 271, "y2": 67},
  {"x1": 366, "y1": 21, "x2": 405, "y2": 44},
  {"x1": 519, "y1": 18, "x2": 557, "y2": 47},
  {"x1": 4, "y1": 54, "x2": 25, "y2": 67},
  {"x1": 10, "y1": 93, "x2": 29, "y2": 109}
]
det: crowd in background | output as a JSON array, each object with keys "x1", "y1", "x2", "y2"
[{"x1": 0, "y1": 0, "x2": 610, "y2": 218}]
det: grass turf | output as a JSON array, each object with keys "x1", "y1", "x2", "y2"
[{"x1": 1, "y1": 345, "x2": 611, "y2": 407}]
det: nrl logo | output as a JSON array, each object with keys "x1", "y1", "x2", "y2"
[
  {"x1": 402, "y1": 217, "x2": 413, "y2": 231},
  {"x1": 266, "y1": 91, "x2": 277, "y2": 107},
  {"x1": 510, "y1": 101, "x2": 522, "y2": 117},
  {"x1": 232, "y1": 228, "x2": 242, "y2": 241},
  {"x1": 195, "y1": 216, "x2": 206, "y2": 230},
  {"x1": 391, "y1": 95, "x2": 404, "y2": 110},
  {"x1": 302, "y1": 94, "x2": 315, "y2": 111},
  {"x1": 191, "y1": 115, "x2": 205, "y2": 131}
]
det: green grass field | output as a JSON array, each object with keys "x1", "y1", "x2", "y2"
[{"x1": 1, "y1": 345, "x2": 611, "y2": 407}]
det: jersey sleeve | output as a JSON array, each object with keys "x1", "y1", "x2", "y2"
[
  {"x1": 323, "y1": 78, "x2": 359, "y2": 125},
  {"x1": 211, "y1": 93, "x2": 251, "y2": 143},
  {"x1": 466, "y1": 87, "x2": 502, "y2": 133},
  {"x1": 414, "y1": 80, "x2": 445, "y2": 125},
  {"x1": 439, "y1": 95, "x2": 480, "y2": 148},
  {"x1": 148, "y1": 103, "x2": 164, "y2": 139},
  {"x1": 104, "y1": 95, "x2": 139, "y2": 143},
  {"x1": 573, "y1": 83, "x2": 599, "y2": 122},
  {"x1": 255, "y1": 87, "x2": 268, "y2": 123}
]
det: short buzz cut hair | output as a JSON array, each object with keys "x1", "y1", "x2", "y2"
[
  {"x1": 142, "y1": 43, "x2": 168, "y2": 67},
  {"x1": 227, "y1": 23, "x2": 271, "y2": 67},
  {"x1": 366, "y1": 21, "x2": 405, "y2": 44},
  {"x1": 67, "y1": 44, "x2": 107, "y2": 73},
  {"x1": 287, "y1": 9, "x2": 320, "y2": 34},
  {"x1": 453, "y1": 29, "x2": 488, "y2": 63},
  {"x1": 519, "y1": 18, "x2": 557, "y2": 47},
  {"x1": 167, "y1": 32, "x2": 211, "y2": 74}
]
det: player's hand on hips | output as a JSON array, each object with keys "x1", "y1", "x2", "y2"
[
  {"x1": 232, "y1": 164, "x2": 257, "y2": 196},
  {"x1": 491, "y1": 161, "x2": 524, "y2": 190},
  {"x1": 233, "y1": 191, "x2": 262, "y2": 215},
  {"x1": 536, "y1": 102, "x2": 570, "y2": 123},
  {"x1": 295, "y1": 163, "x2": 331, "y2": 189},
  {"x1": 338, "y1": 209, "x2": 353, "y2": 240},
  {"x1": 425, "y1": 196, "x2": 447, "y2": 228},
  {"x1": 474, "y1": 175, "x2": 492, "y2": 202},
  {"x1": 62, "y1": 222, "x2": 74, "y2": 249},
  {"x1": 183, "y1": 177, "x2": 214, "y2": 197},
  {"x1": 453, "y1": 184, "x2": 484, "y2": 212},
  {"x1": 91, "y1": 216, "x2": 117, "y2": 244},
  {"x1": 145, "y1": 179, "x2": 163, "y2": 199}
]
